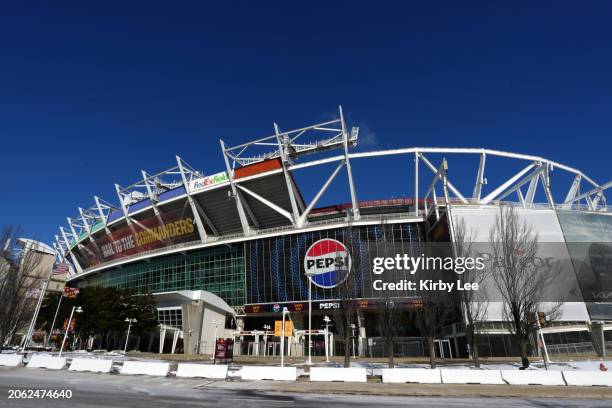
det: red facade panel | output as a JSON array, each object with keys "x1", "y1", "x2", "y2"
[{"x1": 234, "y1": 158, "x2": 282, "y2": 179}]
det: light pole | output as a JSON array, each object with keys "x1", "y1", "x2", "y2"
[
  {"x1": 350, "y1": 323, "x2": 356, "y2": 358},
  {"x1": 252, "y1": 330, "x2": 260, "y2": 356},
  {"x1": 535, "y1": 315, "x2": 550, "y2": 367},
  {"x1": 280, "y1": 307, "x2": 289, "y2": 367},
  {"x1": 308, "y1": 279, "x2": 313, "y2": 365},
  {"x1": 263, "y1": 324, "x2": 271, "y2": 357},
  {"x1": 211, "y1": 319, "x2": 221, "y2": 354},
  {"x1": 212, "y1": 319, "x2": 221, "y2": 341},
  {"x1": 59, "y1": 306, "x2": 82, "y2": 357},
  {"x1": 303, "y1": 272, "x2": 316, "y2": 365},
  {"x1": 45, "y1": 295, "x2": 63, "y2": 348},
  {"x1": 323, "y1": 315, "x2": 331, "y2": 363},
  {"x1": 124, "y1": 318, "x2": 137, "y2": 353}
]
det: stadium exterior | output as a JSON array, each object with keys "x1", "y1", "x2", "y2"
[{"x1": 56, "y1": 108, "x2": 612, "y2": 358}]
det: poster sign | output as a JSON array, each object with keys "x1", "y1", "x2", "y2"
[
  {"x1": 214, "y1": 338, "x2": 234, "y2": 364},
  {"x1": 62, "y1": 318, "x2": 76, "y2": 333},
  {"x1": 25, "y1": 288, "x2": 41, "y2": 299},
  {"x1": 274, "y1": 320, "x2": 293, "y2": 337},
  {"x1": 63, "y1": 287, "x2": 80, "y2": 299}
]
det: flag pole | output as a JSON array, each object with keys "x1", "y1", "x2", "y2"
[
  {"x1": 21, "y1": 249, "x2": 57, "y2": 351},
  {"x1": 21, "y1": 279, "x2": 48, "y2": 351},
  {"x1": 45, "y1": 294, "x2": 63, "y2": 348}
]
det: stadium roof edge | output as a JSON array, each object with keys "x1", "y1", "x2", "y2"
[{"x1": 55, "y1": 112, "x2": 611, "y2": 272}]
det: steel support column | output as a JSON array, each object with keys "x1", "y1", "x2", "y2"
[
  {"x1": 220, "y1": 139, "x2": 252, "y2": 235},
  {"x1": 94, "y1": 196, "x2": 111, "y2": 234},
  {"x1": 340, "y1": 106, "x2": 360, "y2": 220},
  {"x1": 473, "y1": 152, "x2": 486, "y2": 202},
  {"x1": 298, "y1": 160, "x2": 345, "y2": 227},
  {"x1": 60, "y1": 226, "x2": 83, "y2": 274},
  {"x1": 175, "y1": 156, "x2": 209, "y2": 243},
  {"x1": 275, "y1": 123, "x2": 300, "y2": 227}
]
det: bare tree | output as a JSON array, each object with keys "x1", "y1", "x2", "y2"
[
  {"x1": 377, "y1": 290, "x2": 402, "y2": 368},
  {"x1": 330, "y1": 267, "x2": 359, "y2": 367},
  {"x1": 453, "y1": 218, "x2": 489, "y2": 367},
  {"x1": 412, "y1": 287, "x2": 453, "y2": 369},
  {"x1": 330, "y1": 225, "x2": 361, "y2": 368},
  {"x1": 411, "y1": 228, "x2": 457, "y2": 368},
  {"x1": 0, "y1": 227, "x2": 45, "y2": 346},
  {"x1": 374, "y1": 221, "x2": 404, "y2": 368},
  {"x1": 489, "y1": 205, "x2": 561, "y2": 368}
]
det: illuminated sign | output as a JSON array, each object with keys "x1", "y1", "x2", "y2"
[{"x1": 304, "y1": 238, "x2": 351, "y2": 289}]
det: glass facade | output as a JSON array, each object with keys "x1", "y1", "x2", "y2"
[
  {"x1": 556, "y1": 210, "x2": 612, "y2": 320},
  {"x1": 75, "y1": 223, "x2": 426, "y2": 308},
  {"x1": 246, "y1": 223, "x2": 424, "y2": 304},
  {"x1": 158, "y1": 308, "x2": 183, "y2": 329},
  {"x1": 78, "y1": 244, "x2": 246, "y2": 307}
]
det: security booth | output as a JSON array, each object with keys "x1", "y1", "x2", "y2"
[{"x1": 153, "y1": 290, "x2": 235, "y2": 355}]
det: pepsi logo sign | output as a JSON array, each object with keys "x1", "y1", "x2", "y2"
[{"x1": 304, "y1": 238, "x2": 351, "y2": 289}]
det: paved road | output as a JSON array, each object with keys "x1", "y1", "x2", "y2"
[{"x1": 0, "y1": 367, "x2": 609, "y2": 408}]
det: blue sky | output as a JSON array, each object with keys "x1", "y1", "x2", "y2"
[{"x1": 1, "y1": 2, "x2": 611, "y2": 244}]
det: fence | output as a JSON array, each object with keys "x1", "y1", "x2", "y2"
[{"x1": 546, "y1": 342, "x2": 597, "y2": 357}]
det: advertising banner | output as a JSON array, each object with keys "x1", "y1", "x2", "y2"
[
  {"x1": 274, "y1": 320, "x2": 293, "y2": 337},
  {"x1": 214, "y1": 338, "x2": 234, "y2": 363},
  {"x1": 244, "y1": 299, "x2": 423, "y2": 314},
  {"x1": 62, "y1": 318, "x2": 76, "y2": 333},
  {"x1": 74, "y1": 207, "x2": 199, "y2": 269},
  {"x1": 189, "y1": 171, "x2": 228, "y2": 192},
  {"x1": 63, "y1": 287, "x2": 80, "y2": 299},
  {"x1": 25, "y1": 288, "x2": 41, "y2": 299},
  {"x1": 245, "y1": 223, "x2": 425, "y2": 304}
]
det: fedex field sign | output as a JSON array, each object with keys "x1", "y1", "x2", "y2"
[
  {"x1": 304, "y1": 238, "x2": 351, "y2": 289},
  {"x1": 189, "y1": 171, "x2": 229, "y2": 192}
]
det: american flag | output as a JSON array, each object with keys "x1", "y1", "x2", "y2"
[
  {"x1": 26, "y1": 288, "x2": 41, "y2": 299},
  {"x1": 52, "y1": 262, "x2": 70, "y2": 275}
]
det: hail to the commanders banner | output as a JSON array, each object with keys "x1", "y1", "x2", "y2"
[{"x1": 74, "y1": 208, "x2": 198, "y2": 269}]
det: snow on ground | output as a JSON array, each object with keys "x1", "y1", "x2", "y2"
[
  {"x1": 6, "y1": 349, "x2": 610, "y2": 373},
  {"x1": 347, "y1": 360, "x2": 612, "y2": 376}
]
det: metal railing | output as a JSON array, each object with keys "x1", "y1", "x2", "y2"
[{"x1": 546, "y1": 342, "x2": 597, "y2": 357}]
